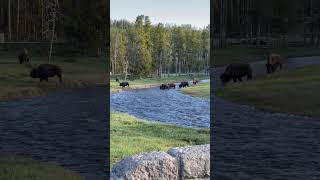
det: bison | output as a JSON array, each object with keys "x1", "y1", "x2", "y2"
[
  {"x1": 160, "y1": 84, "x2": 169, "y2": 90},
  {"x1": 168, "y1": 83, "x2": 176, "y2": 89},
  {"x1": 119, "y1": 82, "x2": 129, "y2": 87},
  {"x1": 116, "y1": 77, "x2": 119, "y2": 82},
  {"x1": 266, "y1": 53, "x2": 283, "y2": 73},
  {"x1": 193, "y1": 79, "x2": 199, "y2": 85},
  {"x1": 220, "y1": 63, "x2": 252, "y2": 85},
  {"x1": 179, "y1": 81, "x2": 189, "y2": 88},
  {"x1": 18, "y1": 48, "x2": 30, "y2": 64},
  {"x1": 30, "y1": 64, "x2": 62, "y2": 82}
]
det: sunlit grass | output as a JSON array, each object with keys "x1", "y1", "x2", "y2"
[
  {"x1": 216, "y1": 65, "x2": 320, "y2": 117},
  {"x1": 180, "y1": 82, "x2": 210, "y2": 99},
  {"x1": 110, "y1": 112, "x2": 210, "y2": 167}
]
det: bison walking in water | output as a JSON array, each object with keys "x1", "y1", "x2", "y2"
[
  {"x1": 18, "y1": 48, "x2": 30, "y2": 64},
  {"x1": 266, "y1": 53, "x2": 283, "y2": 73},
  {"x1": 119, "y1": 82, "x2": 129, "y2": 87},
  {"x1": 168, "y1": 83, "x2": 176, "y2": 89},
  {"x1": 179, "y1": 81, "x2": 189, "y2": 88},
  {"x1": 160, "y1": 84, "x2": 169, "y2": 90},
  {"x1": 220, "y1": 63, "x2": 252, "y2": 85},
  {"x1": 30, "y1": 64, "x2": 62, "y2": 82}
]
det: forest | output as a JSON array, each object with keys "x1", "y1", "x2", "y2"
[
  {"x1": 110, "y1": 16, "x2": 210, "y2": 79},
  {"x1": 0, "y1": 0, "x2": 108, "y2": 56},
  {"x1": 213, "y1": 0, "x2": 320, "y2": 48}
]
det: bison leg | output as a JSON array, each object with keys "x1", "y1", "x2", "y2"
[{"x1": 57, "y1": 74, "x2": 62, "y2": 83}]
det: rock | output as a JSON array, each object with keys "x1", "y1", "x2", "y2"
[
  {"x1": 111, "y1": 152, "x2": 179, "y2": 180},
  {"x1": 168, "y1": 144, "x2": 210, "y2": 179}
]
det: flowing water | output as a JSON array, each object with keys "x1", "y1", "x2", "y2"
[{"x1": 111, "y1": 80, "x2": 210, "y2": 129}]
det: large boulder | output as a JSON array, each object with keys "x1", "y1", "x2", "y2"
[
  {"x1": 168, "y1": 144, "x2": 210, "y2": 179},
  {"x1": 111, "y1": 152, "x2": 179, "y2": 180}
]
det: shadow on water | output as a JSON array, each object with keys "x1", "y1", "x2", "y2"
[
  {"x1": 111, "y1": 80, "x2": 210, "y2": 129},
  {"x1": 0, "y1": 86, "x2": 108, "y2": 180}
]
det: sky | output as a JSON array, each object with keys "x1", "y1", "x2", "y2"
[{"x1": 111, "y1": 0, "x2": 210, "y2": 29}]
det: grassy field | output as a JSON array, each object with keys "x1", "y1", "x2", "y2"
[
  {"x1": 213, "y1": 46, "x2": 320, "y2": 67},
  {"x1": 216, "y1": 65, "x2": 320, "y2": 117},
  {"x1": 0, "y1": 154, "x2": 84, "y2": 180},
  {"x1": 0, "y1": 54, "x2": 106, "y2": 101},
  {"x1": 110, "y1": 75, "x2": 209, "y2": 93},
  {"x1": 180, "y1": 82, "x2": 210, "y2": 99},
  {"x1": 110, "y1": 112, "x2": 210, "y2": 167}
]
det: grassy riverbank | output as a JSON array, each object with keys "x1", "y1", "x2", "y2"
[
  {"x1": 216, "y1": 65, "x2": 320, "y2": 117},
  {"x1": 214, "y1": 46, "x2": 320, "y2": 67},
  {"x1": 0, "y1": 55, "x2": 106, "y2": 101},
  {"x1": 0, "y1": 154, "x2": 84, "y2": 180},
  {"x1": 110, "y1": 112, "x2": 210, "y2": 167},
  {"x1": 180, "y1": 82, "x2": 210, "y2": 99},
  {"x1": 110, "y1": 75, "x2": 209, "y2": 93}
]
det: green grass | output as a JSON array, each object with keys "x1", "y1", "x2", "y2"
[
  {"x1": 216, "y1": 65, "x2": 320, "y2": 117},
  {"x1": 0, "y1": 154, "x2": 84, "y2": 180},
  {"x1": 110, "y1": 112, "x2": 210, "y2": 167},
  {"x1": 110, "y1": 75, "x2": 209, "y2": 93},
  {"x1": 0, "y1": 55, "x2": 106, "y2": 101},
  {"x1": 213, "y1": 46, "x2": 320, "y2": 67},
  {"x1": 180, "y1": 82, "x2": 210, "y2": 99}
]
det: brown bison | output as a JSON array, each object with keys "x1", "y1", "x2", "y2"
[
  {"x1": 30, "y1": 64, "x2": 62, "y2": 82},
  {"x1": 220, "y1": 63, "x2": 252, "y2": 85},
  {"x1": 18, "y1": 48, "x2": 30, "y2": 64},
  {"x1": 168, "y1": 83, "x2": 176, "y2": 89},
  {"x1": 193, "y1": 79, "x2": 199, "y2": 85},
  {"x1": 160, "y1": 84, "x2": 169, "y2": 90},
  {"x1": 266, "y1": 53, "x2": 283, "y2": 73},
  {"x1": 179, "y1": 81, "x2": 189, "y2": 88}
]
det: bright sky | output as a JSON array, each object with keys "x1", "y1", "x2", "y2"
[{"x1": 111, "y1": 0, "x2": 210, "y2": 29}]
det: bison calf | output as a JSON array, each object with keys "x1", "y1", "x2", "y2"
[
  {"x1": 30, "y1": 64, "x2": 62, "y2": 82},
  {"x1": 266, "y1": 53, "x2": 283, "y2": 73},
  {"x1": 220, "y1": 63, "x2": 252, "y2": 85}
]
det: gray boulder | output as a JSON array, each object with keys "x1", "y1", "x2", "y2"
[
  {"x1": 111, "y1": 151, "x2": 179, "y2": 180},
  {"x1": 168, "y1": 144, "x2": 210, "y2": 179}
]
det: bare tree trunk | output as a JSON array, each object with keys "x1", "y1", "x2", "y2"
[
  {"x1": 48, "y1": 13, "x2": 55, "y2": 63},
  {"x1": 219, "y1": 0, "x2": 227, "y2": 48},
  {"x1": 17, "y1": 0, "x2": 20, "y2": 40},
  {"x1": 8, "y1": 0, "x2": 11, "y2": 40},
  {"x1": 175, "y1": 55, "x2": 178, "y2": 76}
]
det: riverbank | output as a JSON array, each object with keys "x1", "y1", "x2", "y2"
[
  {"x1": 110, "y1": 75, "x2": 209, "y2": 93},
  {"x1": 214, "y1": 46, "x2": 320, "y2": 67},
  {"x1": 180, "y1": 82, "x2": 210, "y2": 99},
  {"x1": 0, "y1": 55, "x2": 106, "y2": 102},
  {"x1": 216, "y1": 64, "x2": 320, "y2": 118},
  {"x1": 0, "y1": 154, "x2": 84, "y2": 180},
  {"x1": 110, "y1": 112, "x2": 210, "y2": 167}
]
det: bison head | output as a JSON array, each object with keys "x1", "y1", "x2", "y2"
[
  {"x1": 30, "y1": 68, "x2": 39, "y2": 78},
  {"x1": 220, "y1": 73, "x2": 231, "y2": 85}
]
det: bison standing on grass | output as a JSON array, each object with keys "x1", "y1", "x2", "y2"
[
  {"x1": 30, "y1": 64, "x2": 62, "y2": 82},
  {"x1": 18, "y1": 48, "x2": 30, "y2": 64},
  {"x1": 179, "y1": 81, "x2": 189, "y2": 88},
  {"x1": 119, "y1": 82, "x2": 129, "y2": 87},
  {"x1": 220, "y1": 63, "x2": 252, "y2": 85},
  {"x1": 160, "y1": 84, "x2": 169, "y2": 90},
  {"x1": 266, "y1": 53, "x2": 283, "y2": 73}
]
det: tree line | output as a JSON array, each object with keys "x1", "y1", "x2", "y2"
[
  {"x1": 213, "y1": 0, "x2": 320, "y2": 48},
  {"x1": 0, "y1": 0, "x2": 107, "y2": 55},
  {"x1": 111, "y1": 15, "x2": 210, "y2": 79}
]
